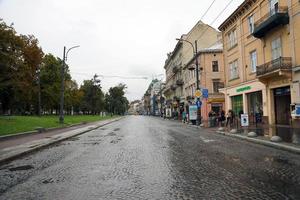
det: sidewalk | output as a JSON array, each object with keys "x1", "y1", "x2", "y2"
[
  {"x1": 0, "y1": 117, "x2": 123, "y2": 165},
  {"x1": 214, "y1": 123, "x2": 300, "y2": 154},
  {"x1": 164, "y1": 117, "x2": 300, "y2": 155}
]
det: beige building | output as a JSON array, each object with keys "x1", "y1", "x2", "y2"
[
  {"x1": 163, "y1": 21, "x2": 222, "y2": 119},
  {"x1": 219, "y1": 0, "x2": 300, "y2": 128},
  {"x1": 185, "y1": 42, "x2": 225, "y2": 121}
]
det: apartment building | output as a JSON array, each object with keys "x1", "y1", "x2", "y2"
[
  {"x1": 163, "y1": 21, "x2": 221, "y2": 120},
  {"x1": 185, "y1": 42, "x2": 225, "y2": 121},
  {"x1": 219, "y1": 0, "x2": 300, "y2": 127},
  {"x1": 163, "y1": 40, "x2": 184, "y2": 119}
]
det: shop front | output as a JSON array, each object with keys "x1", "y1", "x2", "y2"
[{"x1": 221, "y1": 81, "x2": 267, "y2": 123}]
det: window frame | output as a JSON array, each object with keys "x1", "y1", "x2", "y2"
[
  {"x1": 250, "y1": 50, "x2": 257, "y2": 73},
  {"x1": 248, "y1": 14, "x2": 254, "y2": 34},
  {"x1": 229, "y1": 60, "x2": 239, "y2": 80},
  {"x1": 271, "y1": 37, "x2": 282, "y2": 60},
  {"x1": 212, "y1": 61, "x2": 219, "y2": 72}
]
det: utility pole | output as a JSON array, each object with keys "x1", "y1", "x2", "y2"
[
  {"x1": 37, "y1": 67, "x2": 41, "y2": 117},
  {"x1": 59, "y1": 46, "x2": 66, "y2": 124},
  {"x1": 194, "y1": 40, "x2": 201, "y2": 125},
  {"x1": 59, "y1": 45, "x2": 80, "y2": 124}
]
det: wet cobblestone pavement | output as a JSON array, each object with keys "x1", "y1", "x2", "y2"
[{"x1": 0, "y1": 116, "x2": 299, "y2": 200}]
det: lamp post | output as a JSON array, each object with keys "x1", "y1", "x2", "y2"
[
  {"x1": 176, "y1": 38, "x2": 201, "y2": 125},
  {"x1": 59, "y1": 45, "x2": 80, "y2": 124}
]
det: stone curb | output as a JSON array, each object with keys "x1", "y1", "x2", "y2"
[
  {"x1": 0, "y1": 117, "x2": 124, "y2": 165},
  {"x1": 0, "y1": 120, "x2": 108, "y2": 141},
  {"x1": 216, "y1": 131, "x2": 300, "y2": 155}
]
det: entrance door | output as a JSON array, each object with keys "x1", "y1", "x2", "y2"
[
  {"x1": 231, "y1": 95, "x2": 243, "y2": 116},
  {"x1": 274, "y1": 87, "x2": 291, "y2": 125}
]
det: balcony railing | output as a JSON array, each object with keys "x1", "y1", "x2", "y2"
[
  {"x1": 172, "y1": 66, "x2": 180, "y2": 73},
  {"x1": 176, "y1": 79, "x2": 184, "y2": 86},
  {"x1": 253, "y1": 6, "x2": 289, "y2": 38},
  {"x1": 256, "y1": 57, "x2": 292, "y2": 77},
  {"x1": 171, "y1": 84, "x2": 177, "y2": 90}
]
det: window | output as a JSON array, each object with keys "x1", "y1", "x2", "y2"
[
  {"x1": 212, "y1": 61, "x2": 219, "y2": 72},
  {"x1": 213, "y1": 80, "x2": 220, "y2": 93},
  {"x1": 271, "y1": 37, "x2": 282, "y2": 60},
  {"x1": 270, "y1": 0, "x2": 279, "y2": 15},
  {"x1": 248, "y1": 15, "x2": 254, "y2": 33},
  {"x1": 228, "y1": 29, "x2": 237, "y2": 48},
  {"x1": 229, "y1": 60, "x2": 239, "y2": 79},
  {"x1": 250, "y1": 50, "x2": 257, "y2": 72}
]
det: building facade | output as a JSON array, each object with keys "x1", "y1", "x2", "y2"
[
  {"x1": 185, "y1": 42, "x2": 225, "y2": 121},
  {"x1": 219, "y1": 0, "x2": 300, "y2": 127}
]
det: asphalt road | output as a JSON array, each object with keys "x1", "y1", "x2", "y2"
[{"x1": 0, "y1": 116, "x2": 299, "y2": 200}]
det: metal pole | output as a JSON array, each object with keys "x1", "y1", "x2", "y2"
[
  {"x1": 195, "y1": 40, "x2": 201, "y2": 125},
  {"x1": 38, "y1": 67, "x2": 41, "y2": 117},
  {"x1": 59, "y1": 46, "x2": 66, "y2": 124}
]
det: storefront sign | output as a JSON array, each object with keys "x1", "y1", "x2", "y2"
[
  {"x1": 189, "y1": 105, "x2": 198, "y2": 120},
  {"x1": 241, "y1": 114, "x2": 249, "y2": 127},
  {"x1": 236, "y1": 86, "x2": 251, "y2": 93}
]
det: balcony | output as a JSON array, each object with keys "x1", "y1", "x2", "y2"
[
  {"x1": 170, "y1": 84, "x2": 177, "y2": 90},
  {"x1": 176, "y1": 79, "x2": 184, "y2": 86},
  {"x1": 256, "y1": 57, "x2": 292, "y2": 79},
  {"x1": 172, "y1": 66, "x2": 180, "y2": 73},
  {"x1": 253, "y1": 6, "x2": 289, "y2": 38}
]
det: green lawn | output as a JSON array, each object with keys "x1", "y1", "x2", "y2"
[{"x1": 0, "y1": 115, "x2": 116, "y2": 136}]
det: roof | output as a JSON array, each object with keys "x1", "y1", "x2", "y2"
[
  {"x1": 185, "y1": 41, "x2": 223, "y2": 67},
  {"x1": 218, "y1": 0, "x2": 257, "y2": 31}
]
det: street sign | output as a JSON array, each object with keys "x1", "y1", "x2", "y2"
[
  {"x1": 241, "y1": 114, "x2": 249, "y2": 127},
  {"x1": 194, "y1": 89, "x2": 202, "y2": 98},
  {"x1": 202, "y1": 89, "x2": 209, "y2": 99},
  {"x1": 196, "y1": 100, "x2": 202, "y2": 108},
  {"x1": 189, "y1": 105, "x2": 198, "y2": 120},
  {"x1": 296, "y1": 105, "x2": 300, "y2": 116}
]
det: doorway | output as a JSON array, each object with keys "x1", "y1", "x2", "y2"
[{"x1": 274, "y1": 86, "x2": 291, "y2": 125}]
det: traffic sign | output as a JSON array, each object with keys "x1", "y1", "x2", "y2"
[
  {"x1": 195, "y1": 89, "x2": 202, "y2": 98},
  {"x1": 196, "y1": 100, "x2": 202, "y2": 108},
  {"x1": 202, "y1": 89, "x2": 209, "y2": 99}
]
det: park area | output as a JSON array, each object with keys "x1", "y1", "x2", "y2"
[{"x1": 0, "y1": 115, "x2": 116, "y2": 136}]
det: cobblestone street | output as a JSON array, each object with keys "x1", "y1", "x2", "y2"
[{"x1": 0, "y1": 116, "x2": 299, "y2": 200}]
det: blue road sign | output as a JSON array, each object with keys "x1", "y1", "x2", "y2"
[
  {"x1": 202, "y1": 89, "x2": 209, "y2": 99},
  {"x1": 196, "y1": 100, "x2": 202, "y2": 108},
  {"x1": 296, "y1": 105, "x2": 300, "y2": 116}
]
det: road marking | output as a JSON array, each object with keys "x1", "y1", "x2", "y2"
[{"x1": 199, "y1": 136, "x2": 215, "y2": 143}]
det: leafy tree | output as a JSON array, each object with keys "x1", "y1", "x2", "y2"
[
  {"x1": 105, "y1": 83, "x2": 129, "y2": 115},
  {"x1": 80, "y1": 74, "x2": 104, "y2": 114},
  {"x1": 40, "y1": 54, "x2": 71, "y2": 114},
  {"x1": 0, "y1": 19, "x2": 23, "y2": 113}
]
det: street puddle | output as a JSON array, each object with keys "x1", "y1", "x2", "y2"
[
  {"x1": 42, "y1": 178, "x2": 54, "y2": 184},
  {"x1": 9, "y1": 165, "x2": 34, "y2": 171},
  {"x1": 264, "y1": 156, "x2": 292, "y2": 165},
  {"x1": 106, "y1": 132, "x2": 116, "y2": 137},
  {"x1": 67, "y1": 137, "x2": 80, "y2": 141},
  {"x1": 113, "y1": 128, "x2": 120, "y2": 131}
]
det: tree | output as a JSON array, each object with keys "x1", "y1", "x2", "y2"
[
  {"x1": 40, "y1": 54, "x2": 71, "y2": 114},
  {"x1": 105, "y1": 83, "x2": 129, "y2": 115},
  {"x1": 80, "y1": 74, "x2": 104, "y2": 114},
  {"x1": 0, "y1": 19, "x2": 23, "y2": 114}
]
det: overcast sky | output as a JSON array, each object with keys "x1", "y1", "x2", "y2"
[{"x1": 0, "y1": 0, "x2": 244, "y2": 101}]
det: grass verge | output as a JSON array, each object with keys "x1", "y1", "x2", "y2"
[{"x1": 0, "y1": 115, "x2": 117, "y2": 136}]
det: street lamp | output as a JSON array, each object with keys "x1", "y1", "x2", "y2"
[
  {"x1": 176, "y1": 38, "x2": 201, "y2": 125},
  {"x1": 59, "y1": 45, "x2": 80, "y2": 124}
]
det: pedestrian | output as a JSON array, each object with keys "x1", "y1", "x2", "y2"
[
  {"x1": 219, "y1": 110, "x2": 226, "y2": 127},
  {"x1": 182, "y1": 111, "x2": 186, "y2": 123}
]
